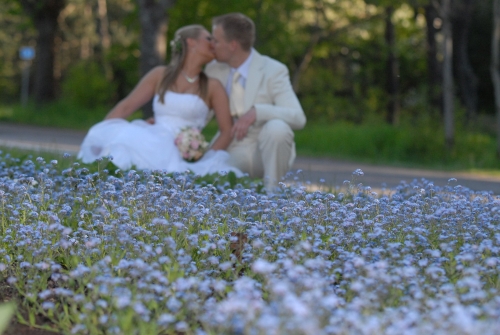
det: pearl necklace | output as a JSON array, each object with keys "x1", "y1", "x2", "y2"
[{"x1": 182, "y1": 71, "x2": 199, "y2": 83}]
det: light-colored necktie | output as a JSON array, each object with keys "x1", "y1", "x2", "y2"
[{"x1": 230, "y1": 71, "x2": 245, "y2": 118}]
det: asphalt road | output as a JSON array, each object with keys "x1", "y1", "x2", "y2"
[{"x1": 1, "y1": 122, "x2": 500, "y2": 194}]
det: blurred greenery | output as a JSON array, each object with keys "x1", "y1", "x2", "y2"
[
  {"x1": 0, "y1": 101, "x2": 142, "y2": 129},
  {"x1": 0, "y1": 101, "x2": 108, "y2": 130},
  {"x1": 1, "y1": 99, "x2": 499, "y2": 171},
  {"x1": 1, "y1": 0, "x2": 495, "y2": 114},
  {"x1": 61, "y1": 60, "x2": 118, "y2": 108},
  {"x1": 0, "y1": 0, "x2": 498, "y2": 171},
  {"x1": 294, "y1": 119, "x2": 500, "y2": 171}
]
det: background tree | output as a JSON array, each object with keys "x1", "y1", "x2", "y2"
[
  {"x1": 441, "y1": 0, "x2": 454, "y2": 149},
  {"x1": 452, "y1": 0, "x2": 478, "y2": 121},
  {"x1": 423, "y1": 2, "x2": 442, "y2": 113},
  {"x1": 97, "y1": 0, "x2": 113, "y2": 80},
  {"x1": 492, "y1": 0, "x2": 500, "y2": 156},
  {"x1": 18, "y1": 0, "x2": 66, "y2": 103},
  {"x1": 468, "y1": 1, "x2": 494, "y2": 116},
  {"x1": 0, "y1": 1, "x2": 35, "y2": 102},
  {"x1": 290, "y1": 0, "x2": 339, "y2": 94},
  {"x1": 364, "y1": 0, "x2": 412, "y2": 125},
  {"x1": 137, "y1": 0, "x2": 176, "y2": 118},
  {"x1": 384, "y1": 5, "x2": 400, "y2": 125}
]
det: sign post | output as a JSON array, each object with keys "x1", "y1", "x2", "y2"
[{"x1": 19, "y1": 46, "x2": 35, "y2": 107}]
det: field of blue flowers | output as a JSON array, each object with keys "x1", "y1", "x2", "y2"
[{"x1": 1, "y1": 152, "x2": 500, "y2": 335}]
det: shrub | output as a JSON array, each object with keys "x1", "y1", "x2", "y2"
[{"x1": 61, "y1": 60, "x2": 116, "y2": 108}]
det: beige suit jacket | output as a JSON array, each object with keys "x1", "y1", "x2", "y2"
[
  {"x1": 205, "y1": 50, "x2": 306, "y2": 131},
  {"x1": 205, "y1": 51, "x2": 306, "y2": 178}
]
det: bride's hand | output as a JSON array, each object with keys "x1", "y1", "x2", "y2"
[{"x1": 145, "y1": 117, "x2": 155, "y2": 124}]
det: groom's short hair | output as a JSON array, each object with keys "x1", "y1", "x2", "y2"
[{"x1": 213, "y1": 13, "x2": 255, "y2": 51}]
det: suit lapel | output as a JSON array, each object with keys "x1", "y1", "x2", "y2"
[{"x1": 244, "y1": 51, "x2": 264, "y2": 111}]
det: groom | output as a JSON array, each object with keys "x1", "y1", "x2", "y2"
[{"x1": 205, "y1": 12, "x2": 306, "y2": 192}]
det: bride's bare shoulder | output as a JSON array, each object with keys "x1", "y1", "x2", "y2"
[
  {"x1": 207, "y1": 77, "x2": 224, "y2": 91},
  {"x1": 206, "y1": 78, "x2": 228, "y2": 106},
  {"x1": 142, "y1": 65, "x2": 167, "y2": 78},
  {"x1": 140, "y1": 66, "x2": 169, "y2": 85},
  {"x1": 151, "y1": 65, "x2": 169, "y2": 76}
]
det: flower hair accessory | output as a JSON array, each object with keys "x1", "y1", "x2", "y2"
[
  {"x1": 169, "y1": 37, "x2": 183, "y2": 54},
  {"x1": 174, "y1": 127, "x2": 209, "y2": 162}
]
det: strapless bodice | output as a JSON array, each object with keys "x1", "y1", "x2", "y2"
[{"x1": 153, "y1": 91, "x2": 209, "y2": 131}]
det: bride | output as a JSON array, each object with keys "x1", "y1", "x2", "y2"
[{"x1": 78, "y1": 24, "x2": 243, "y2": 177}]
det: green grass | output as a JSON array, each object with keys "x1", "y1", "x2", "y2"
[
  {"x1": 2, "y1": 100, "x2": 500, "y2": 172},
  {"x1": 0, "y1": 100, "x2": 109, "y2": 130},
  {"x1": 295, "y1": 120, "x2": 500, "y2": 172}
]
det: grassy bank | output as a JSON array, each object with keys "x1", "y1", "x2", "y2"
[
  {"x1": 294, "y1": 120, "x2": 500, "y2": 171},
  {"x1": 1, "y1": 101, "x2": 499, "y2": 172},
  {"x1": 0, "y1": 100, "x2": 109, "y2": 130}
]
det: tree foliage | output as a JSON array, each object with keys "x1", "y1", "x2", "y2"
[{"x1": 0, "y1": 0, "x2": 497, "y2": 131}]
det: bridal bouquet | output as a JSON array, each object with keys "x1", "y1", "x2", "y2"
[{"x1": 174, "y1": 127, "x2": 209, "y2": 162}]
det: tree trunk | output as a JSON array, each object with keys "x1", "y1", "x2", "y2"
[
  {"x1": 424, "y1": 4, "x2": 442, "y2": 113},
  {"x1": 491, "y1": 0, "x2": 500, "y2": 158},
  {"x1": 385, "y1": 6, "x2": 400, "y2": 125},
  {"x1": 442, "y1": 0, "x2": 454, "y2": 149},
  {"x1": 97, "y1": 0, "x2": 113, "y2": 80},
  {"x1": 80, "y1": 2, "x2": 93, "y2": 59},
  {"x1": 137, "y1": 0, "x2": 176, "y2": 118},
  {"x1": 292, "y1": 29, "x2": 321, "y2": 94},
  {"x1": 20, "y1": 0, "x2": 66, "y2": 104},
  {"x1": 452, "y1": 0, "x2": 478, "y2": 121}
]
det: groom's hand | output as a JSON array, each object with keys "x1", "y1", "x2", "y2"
[{"x1": 232, "y1": 107, "x2": 256, "y2": 140}]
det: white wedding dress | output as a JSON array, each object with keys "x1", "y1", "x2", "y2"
[{"x1": 78, "y1": 91, "x2": 243, "y2": 177}]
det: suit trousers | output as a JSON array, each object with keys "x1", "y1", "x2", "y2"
[{"x1": 226, "y1": 119, "x2": 295, "y2": 191}]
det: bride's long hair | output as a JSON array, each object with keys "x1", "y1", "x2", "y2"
[{"x1": 157, "y1": 25, "x2": 209, "y2": 103}]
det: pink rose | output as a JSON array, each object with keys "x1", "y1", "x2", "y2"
[{"x1": 190, "y1": 140, "x2": 200, "y2": 150}]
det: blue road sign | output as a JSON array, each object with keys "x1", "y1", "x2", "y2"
[{"x1": 19, "y1": 46, "x2": 35, "y2": 60}]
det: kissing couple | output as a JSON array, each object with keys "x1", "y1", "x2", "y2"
[{"x1": 78, "y1": 12, "x2": 306, "y2": 192}]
